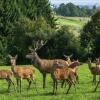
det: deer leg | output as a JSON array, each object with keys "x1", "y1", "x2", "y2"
[
  {"x1": 94, "y1": 81, "x2": 100, "y2": 92},
  {"x1": 55, "y1": 80, "x2": 58, "y2": 95},
  {"x1": 93, "y1": 75, "x2": 96, "y2": 85},
  {"x1": 19, "y1": 79, "x2": 21, "y2": 93},
  {"x1": 66, "y1": 83, "x2": 72, "y2": 94},
  {"x1": 27, "y1": 79, "x2": 32, "y2": 91},
  {"x1": 61, "y1": 80, "x2": 65, "y2": 88},
  {"x1": 53, "y1": 80, "x2": 55, "y2": 94},
  {"x1": 6, "y1": 79, "x2": 11, "y2": 92},
  {"x1": 10, "y1": 79, "x2": 16, "y2": 91},
  {"x1": 43, "y1": 73, "x2": 46, "y2": 88},
  {"x1": 16, "y1": 79, "x2": 19, "y2": 92}
]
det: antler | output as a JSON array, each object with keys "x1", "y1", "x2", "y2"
[{"x1": 34, "y1": 40, "x2": 47, "y2": 51}]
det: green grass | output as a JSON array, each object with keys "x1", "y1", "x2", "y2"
[
  {"x1": 56, "y1": 16, "x2": 90, "y2": 28},
  {"x1": 0, "y1": 64, "x2": 100, "y2": 100}
]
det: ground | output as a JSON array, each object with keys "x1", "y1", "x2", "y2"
[{"x1": 0, "y1": 64, "x2": 100, "y2": 100}]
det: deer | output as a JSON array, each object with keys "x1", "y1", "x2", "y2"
[
  {"x1": 51, "y1": 61, "x2": 76, "y2": 95},
  {"x1": 64, "y1": 54, "x2": 72, "y2": 66},
  {"x1": 61, "y1": 59, "x2": 80, "y2": 88},
  {"x1": 0, "y1": 70, "x2": 15, "y2": 92},
  {"x1": 88, "y1": 58, "x2": 100, "y2": 85},
  {"x1": 8, "y1": 55, "x2": 37, "y2": 93},
  {"x1": 26, "y1": 40, "x2": 69, "y2": 89}
]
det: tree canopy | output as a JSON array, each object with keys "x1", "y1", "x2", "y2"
[{"x1": 54, "y1": 3, "x2": 96, "y2": 17}]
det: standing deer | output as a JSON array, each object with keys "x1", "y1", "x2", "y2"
[
  {"x1": 51, "y1": 61, "x2": 76, "y2": 94},
  {"x1": 26, "y1": 40, "x2": 69, "y2": 88},
  {"x1": 61, "y1": 60, "x2": 80, "y2": 88},
  {"x1": 0, "y1": 70, "x2": 15, "y2": 91},
  {"x1": 64, "y1": 54, "x2": 72, "y2": 66},
  {"x1": 88, "y1": 58, "x2": 100, "y2": 84},
  {"x1": 8, "y1": 55, "x2": 37, "y2": 93}
]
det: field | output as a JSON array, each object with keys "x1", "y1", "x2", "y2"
[
  {"x1": 56, "y1": 16, "x2": 90, "y2": 28},
  {"x1": 0, "y1": 64, "x2": 100, "y2": 100},
  {"x1": 55, "y1": 16, "x2": 90, "y2": 36}
]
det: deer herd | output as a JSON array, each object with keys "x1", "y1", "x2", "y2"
[{"x1": 0, "y1": 40, "x2": 100, "y2": 95}]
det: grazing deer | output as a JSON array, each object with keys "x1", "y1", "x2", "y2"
[
  {"x1": 88, "y1": 58, "x2": 100, "y2": 84},
  {"x1": 0, "y1": 70, "x2": 15, "y2": 91},
  {"x1": 8, "y1": 55, "x2": 37, "y2": 93},
  {"x1": 26, "y1": 40, "x2": 69, "y2": 88},
  {"x1": 51, "y1": 61, "x2": 76, "y2": 94}
]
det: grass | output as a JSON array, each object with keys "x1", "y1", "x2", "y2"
[
  {"x1": 0, "y1": 64, "x2": 100, "y2": 100},
  {"x1": 56, "y1": 16, "x2": 90, "y2": 28}
]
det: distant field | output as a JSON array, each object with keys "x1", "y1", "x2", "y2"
[
  {"x1": 0, "y1": 64, "x2": 100, "y2": 100},
  {"x1": 56, "y1": 16, "x2": 90, "y2": 29}
]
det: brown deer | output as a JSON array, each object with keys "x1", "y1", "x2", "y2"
[
  {"x1": 88, "y1": 58, "x2": 100, "y2": 84},
  {"x1": 0, "y1": 70, "x2": 15, "y2": 91},
  {"x1": 64, "y1": 54, "x2": 72, "y2": 66},
  {"x1": 26, "y1": 40, "x2": 69, "y2": 88},
  {"x1": 8, "y1": 55, "x2": 37, "y2": 93},
  {"x1": 51, "y1": 61, "x2": 76, "y2": 94},
  {"x1": 61, "y1": 60, "x2": 80, "y2": 88}
]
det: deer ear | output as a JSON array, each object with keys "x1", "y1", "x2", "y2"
[
  {"x1": 8, "y1": 55, "x2": 12, "y2": 59},
  {"x1": 15, "y1": 55, "x2": 18, "y2": 59},
  {"x1": 64, "y1": 55, "x2": 68, "y2": 58}
]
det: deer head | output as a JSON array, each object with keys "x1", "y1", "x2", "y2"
[
  {"x1": 8, "y1": 55, "x2": 18, "y2": 66},
  {"x1": 95, "y1": 58, "x2": 100, "y2": 65},
  {"x1": 26, "y1": 40, "x2": 47, "y2": 60},
  {"x1": 64, "y1": 54, "x2": 73, "y2": 61}
]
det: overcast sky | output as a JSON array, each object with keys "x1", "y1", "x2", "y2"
[{"x1": 49, "y1": 0, "x2": 100, "y2": 6}]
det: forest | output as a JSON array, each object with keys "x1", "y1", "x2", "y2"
[{"x1": 0, "y1": 0, "x2": 100, "y2": 65}]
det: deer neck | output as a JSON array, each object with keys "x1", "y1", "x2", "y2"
[
  {"x1": 32, "y1": 53, "x2": 41, "y2": 70},
  {"x1": 11, "y1": 63, "x2": 16, "y2": 73}
]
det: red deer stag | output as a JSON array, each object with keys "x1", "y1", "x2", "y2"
[
  {"x1": 88, "y1": 58, "x2": 100, "y2": 85},
  {"x1": 51, "y1": 61, "x2": 76, "y2": 94},
  {"x1": 26, "y1": 40, "x2": 69, "y2": 88},
  {"x1": 8, "y1": 55, "x2": 37, "y2": 93},
  {"x1": 0, "y1": 70, "x2": 15, "y2": 91}
]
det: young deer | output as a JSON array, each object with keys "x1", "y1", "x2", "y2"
[
  {"x1": 26, "y1": 40, "x2": 69, "y2": 89},
  {"x1": 61, "y1": 60, "x2": 80, "y2": 88},
  {"x1": 51, "y1": 61, "x2": 76, "y2": 94},
  {"x1": 8, "y1": 55, "x2": 37, "y2": 93},
  {"x1": 0, "y1": 70, "x2": 15, "y2": 91},
  {"x1": 64, "y1": 54, "x2": 72, "y2": 66},
  {"x1": 88, "y1": 59, "x2": 100, "y2": 84}
]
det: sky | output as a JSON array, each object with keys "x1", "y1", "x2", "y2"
[{"x1": 49, "y1": 0, "x2": 100, "y2": 6}]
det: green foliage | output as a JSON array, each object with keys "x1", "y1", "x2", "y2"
[
  {"x1": 40, "y1": 26, "x2": 82, "y2": 59},
  {"x1": 54, "y1": 3, "x2": 96, "y2": 17},
  {"x1": 0, "y1": 0, "x2": 55, "y2": 65},
  {"x1": 80, "y1": 11, "x2": 100, "y2": 58}
]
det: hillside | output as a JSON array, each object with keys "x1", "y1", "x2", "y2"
[
  {"x1": 56, "y1": 16, "x2": 89, "y2": 28},
  {"x1": 55, "y1": 16, "x2": 90, "y2": 36}
]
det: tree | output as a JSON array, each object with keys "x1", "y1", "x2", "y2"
[{"x1": 80, "y1": 11, "x2": 100, "y2": 58}]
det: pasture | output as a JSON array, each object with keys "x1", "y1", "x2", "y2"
[
  {"x1": 56, "y1": 16, "x2": 90, "y2": 28},
  {"x1": 0, "y1": 64, "x2": 100, "y2": 100}
]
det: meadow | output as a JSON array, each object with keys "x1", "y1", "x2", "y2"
[
  {"x1": 56, "y1": 16, "x2": 90, "y2": 28},
  {"x1": 0, "y1": 64, "x2": 100, "y2": 100}
]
